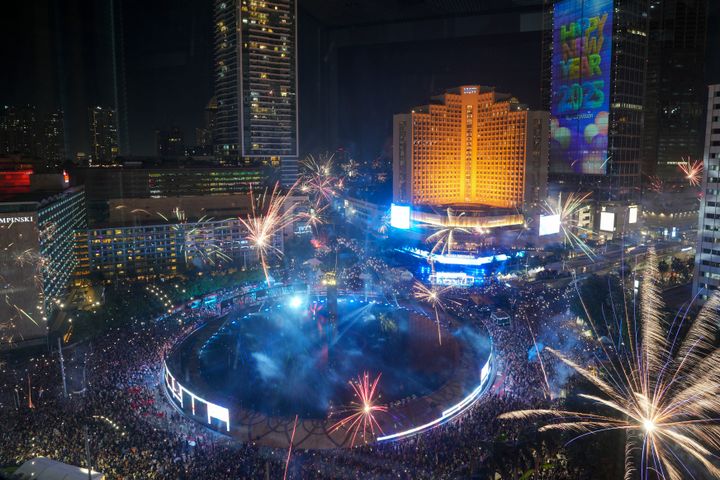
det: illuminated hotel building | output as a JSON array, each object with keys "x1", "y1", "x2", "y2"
[
  {"x1": 0, "y1": 180, "x2": 86, "y2": 346},
  {"x1": 393, "y1": 86, "x2": 549, "y2": 213},
  {"x1": 693, "y1": 84, "x2": 720, "y2": 302},
  {"x1": 213, "y1": 0, "x2": 298, "y2": 185}
]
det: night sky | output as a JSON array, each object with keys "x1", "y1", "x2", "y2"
[{"x1": 1, "y1": 0, "x2": 719, "y2": 159}]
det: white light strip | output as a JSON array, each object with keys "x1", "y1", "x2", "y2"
[
  {"x1": 377, "y1": 353, "x2": 493, "y2": 442},
  {"x1": 164, "y1": 362, "x2": 231, "y2": 431}
]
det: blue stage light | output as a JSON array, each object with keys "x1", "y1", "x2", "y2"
[{"x1": 289, "y1": 295, "x2": 303, "y2": 309}]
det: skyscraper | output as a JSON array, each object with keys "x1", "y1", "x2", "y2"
[
  {"x1": 88, "y1": 106, "x2": 119, "y2": 166},
  {"x1": 213, "y1": 0, "x2": 298, "y2": 185},
  {"x1": 693, "y1": 84, "x2": 720, "y2": 302},
  {"x1": 156, "y1": 127, "x2": 185, "y2": 157},
  {"x1": 544, "y1": 0, "x2": 649, "y2": 211},
  {"x1": 642, "y1": 0, "x2": 708, "y2": 180},
  {"x1": 0, "y1": 105, "x2": 65, "y2": 171},
  {"x1": 393, "y1": 86, "x2": 548, "y2": 213}
]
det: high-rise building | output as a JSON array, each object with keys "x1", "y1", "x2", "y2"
[
  {"x1": 156, "y1": 128, "x2": 186, "y2": 157},
  {"x1": 213, "y1": 0, "x2": 298, "y2": 185},
  {"x1": 0, "y1": 106, "x2": 65, "y2": 171},
  {"x1": 0, "y1": 180, "x2": 85, "y2": 346},
  {"x1": 393, "y1": 86, "x2": 549, "y2": 213},
  {"x1": 544, "y1": 0, "x2": 649, "y2": 208},
  {"x1": 88, "y1": 106, "x2": 119, "y2": 166},
  {"x1": 40, "y1": 111, "x2": 65, "y2": 171},
  {"x1": 642, "y1": 0, "x2": 708, "y2": 180},
  {"x1": 692, "y1": 84, "x2": 720, "y2": 302}
]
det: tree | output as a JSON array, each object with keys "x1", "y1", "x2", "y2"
[
  {"x1": 670, "y1": 256, "x2": 688, "y2": 282},
  {"x1": 658, "y1": 259, "x2": 669, "y2": 282}
]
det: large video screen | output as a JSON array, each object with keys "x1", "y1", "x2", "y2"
[
  {"x1": 539, "y1": 214, "x2": 561, "y2": 236},
  {"x1": 551, "y1": 0, "x2": 613, "y2": 175}
]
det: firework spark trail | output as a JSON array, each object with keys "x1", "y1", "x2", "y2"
[
  {"x1": 413, "y1": 281, "x2": 458, "y2": 346},
  {"x1": 238, "y1": 181, "x2": 299, "y2": 286},
  {"x1": 284, "y1": 414, "x2": 299, "y2": 480},
  {"x1": 499, "y1": 248, "x2": 720, "y2": 479},
  {"x1": 678, "y1": 157, "x2": 703, "y2": 187},
  {"x1": 542, "y1": 192, "x2": 596, "y2": 260},
  {"x1": 524, "y1": 316, "x2": 551, "y2": 399},
  {"x1": 330, "y1": 372, "x2": 388, "y2": 447}
]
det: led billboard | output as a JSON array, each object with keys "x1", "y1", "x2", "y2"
[
  {"x1": 628, "y1": 205, "x2": 638, "y2": 224},
  {"x1": 599, "y1": 211, "x2": 615, "y2": 232},
  {"x1": 551, "y1": 0, "x2": 613, "y2": 175},
  {"x1": 539, "y1": 214, "x2": 562, "y2": 236},
  {"x1": 390, "y1": 204, "x2": 411, "y2": 230}
]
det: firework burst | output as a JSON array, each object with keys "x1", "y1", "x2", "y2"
[
  {"x1": 499, "y1": 249, "x2": 720, "y2": 479},
  {"x1": 300, "y1": 153, "x2": 342, "y2": 206},
  {"x1": 122, "y1": 206, "x2": 232, "y2": 267},
  {"x1": 425, "y1": 208, "x2": 470, "y2": 271},
  {"x1": 542, "y1": 192, "x2": 595, "y2": 260},
  {"x1": 297, "y1": 204, "x2": 326, "y2": 232},
  {"x1": 330, "y1": 371, "x2": 388, "y2": 447},
  {"x1": 238, "y1": 181, "x2": 298, "y2": 285},
  {"x1": 413, "y1": 281, "x2": 457, "y2": 345},
  {"x1": 378, "y1": 211, "x2": 391, "y2": 235},
  {"x1": 647, "y1": 176, "x2": 665, "y2": 194},
  {"x1": 678, "y1": 157, "x2": 703, "y2": 187}
]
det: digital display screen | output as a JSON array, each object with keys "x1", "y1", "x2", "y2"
[
  {"x1": 551, "y1": 0, "x2": 613, "y2": 175},
  {"x1": 599, "y1": 211, "x2": 615, "y2": 231},
  {"x1": 539, "y1": 214, "x2": 562, "y2": 236},
  {"x1": 390, "y1": 204, "x2": 411, "y2": 230},
  {"x1": 628, "y1": 206, "x2": 638, "y2": 224}
]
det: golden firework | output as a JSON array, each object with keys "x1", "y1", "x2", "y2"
[{"x1": 500, "y1": 249, "x2": 720, "y2": 479}]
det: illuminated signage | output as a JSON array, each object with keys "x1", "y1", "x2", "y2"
[
  {"x1": 599, "y1": 211, "x2": 615, "y2": 232},
  {"x1": 429, "y1": 272, "x2": 475, "y2": 287},
  {"x1": 550, "y1": 0, "x2": 613, "y2": 175},
  {"x1": 402, "y1": 248, "x2": 519, "y2": 266},
  {"x1": 0, "y1": 216, "x2": 34, "y2": 224},
  {"x1": 628, "y1": 206, "x2": 638, "y2": 224},
  {"x1": 390, "y1": 204, "x2": 411, "y2": 230},
  {"x1": 538, "y1": 214, "x2": 561, "y2": 236}
]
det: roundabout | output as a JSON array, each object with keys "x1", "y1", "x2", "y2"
[{"x1": 164, "y1": 286, "x2": 494, "y2": 448}]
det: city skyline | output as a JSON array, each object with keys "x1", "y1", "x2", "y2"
[
  {"x1": 4, "y1": 1, "x2": 716, "y2": 160},
  {"x1": 0, "y1": 2, "x2": 719, "y2": 479}
]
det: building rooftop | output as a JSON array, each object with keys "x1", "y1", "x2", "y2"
[{"x1": 0, "y1": 185, "x2": 83, "y2": 212}]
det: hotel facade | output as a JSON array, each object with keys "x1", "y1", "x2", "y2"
[
  {"x1": 392, "y1": 86, "x2": 548, "y2": 213},
  {"x1": 0, "y1": 183, "x2": 86, "y2": 346}
]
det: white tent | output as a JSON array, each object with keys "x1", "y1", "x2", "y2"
[
  {"x1": 303, "y1": 258, "x2": 322, "y2": 269},
  {"x1": 14, "y1": 457, "x2": 104, "y2": 480}
]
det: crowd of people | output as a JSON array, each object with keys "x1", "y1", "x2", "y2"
[{"x1": 0, "y1": 269, "x2": 596, "y2": 479}]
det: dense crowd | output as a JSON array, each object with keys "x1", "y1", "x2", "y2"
[{"x1": 0, "y1": 269, "x2": 595, "y2": 479}]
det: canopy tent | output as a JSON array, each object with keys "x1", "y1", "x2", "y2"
[{"x1": 14, "y1": 457, "x2": 104, "y2": 480}]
